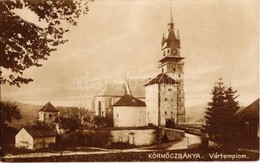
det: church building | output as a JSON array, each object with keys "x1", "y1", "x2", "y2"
[{"x1": 145, "y1": 13, "x2": 185, "y2": 126}]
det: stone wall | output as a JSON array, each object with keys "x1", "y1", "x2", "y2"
[
  {"x1": 83, "y1": 127, "x2": 157, "y2": 147},
  {"x1": 159, "y1": 127, "x2": 185, "y2": 141},
  {"x1": 110, "y1": 128, "x2": 157, "y2": 146},
  {"x1": 83, "y1": 127, "x2": 185, "y2": 147}
]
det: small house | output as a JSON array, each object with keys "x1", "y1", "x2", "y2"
[
  {"x1": 113, "y1": 94, "x2": 146, "y2": 127},
  {"x1": 15, "y1": 126, "x2": 56, "y2": 150},
  {"x1": 39, "y1": 102, "x2": 59, "y2": 123},
  {"x1": 234, "y1": 98, "x2": 259, "y2": 148}
]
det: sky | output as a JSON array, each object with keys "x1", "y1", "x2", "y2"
[{"x1": 1, "y1": 0, "x2": 259, "y2": 108}]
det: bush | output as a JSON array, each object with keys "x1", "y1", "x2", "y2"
[
  {"x1": 92, "y1": 116, "x2": 113, "y2": 127},
  {"x1": 83, "y1": 130, "x2": 112, "y2": 147}
]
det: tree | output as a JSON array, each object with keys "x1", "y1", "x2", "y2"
[
  {"x1": 58, "y1": 106, "x2": 93, "y2": 126},
  {"x1": 0, "y1": 0, "x2": 89, "y2": 87},
  {"x1": 0, "y1": 101, "x2": 22, "y2": 150},
  {"x1": 0, "y1": 101, "x2": 21, "y2": 125},
  {"x1": 92, "y1": 116, "x2": 113, "y2": 127},
  {"x1": 203, "y1": 78, "x2": 239, "y2": 147},
  {"x1": 225, "y1": 86, "x2": 239, "y2": 115},
  {"x1": 55, "y1": 106, "x2": 93, "y2": 147}
]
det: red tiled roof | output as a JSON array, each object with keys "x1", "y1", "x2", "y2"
[
  {"x1": 39, "y1": 102, "x2": 58, "y2": 112},
  {"x1": 113, "y1": 94, "x2": 146, "y2": 107}
]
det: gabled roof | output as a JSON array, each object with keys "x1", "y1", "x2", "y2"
[
  {"x1": 22, "y1": 126, "x2": 56, "y2": 138},
  {"x1": 145, "y1": 73, "x2": 177, "y2": 86},
  {"x1": 113, "y1": 94, "x2": 146, "y2": 107},
  {"x1": 235, "y1": 98, "x2": 259, "y2": 120},
  {"x1": 39, "y1": 102, "x2": 58, "y2": 112}
]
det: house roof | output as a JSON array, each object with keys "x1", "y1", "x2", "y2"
[
  {"x1": 145, "y1": 73, "x2": 177, "y2": 86},
  {"x1": 113, "y1": 94, "x2": 146, "y2": 107},
  {"x1": 39, "y1": 102, "x2": 59, "y2": 112},
  {"x1": 22, "y1": 126, "x2": 56, "y2": 138},
  {"x1": 235, "y1": 98, "x2": 259, "y2": 120}
]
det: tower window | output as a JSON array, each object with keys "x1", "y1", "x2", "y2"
[
  {"x1": 168, "y1": 88, "x2": 172, "y2": 91},
  {"x1": 167, "y1": 49, "x2": 169, "y2": 53},
  {"x1": 106, "y1": 108, "x2": 108, "y2": 114},
  {"x1": 98, "y1": 101, "x2": 102, "y2": 116},
  {"x1": 117, "y1": 114, "x2": 119, "y2": 118},
  {"x1": 179, "y1": 74, "x2": 181, "y2": 77},
  {"x1": 173, "y1": 68, "x2": 176, "y2": 72},
  {"x1": 165, "y1": 98, "x2": 167, "y2": 101},
  {"x1": 171, "y1": 111, "x2": 173, "y2": 115},
  {"x1": 165, "y1": 111, "x2": 167, "y2": 115}
]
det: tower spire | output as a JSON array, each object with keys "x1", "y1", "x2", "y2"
[
  {"x1": 170, "y1": 7, "x2": 173, "y2": 24},
  {"x1": 168, "y1": 8, "x2": 174, "y2": 29}
]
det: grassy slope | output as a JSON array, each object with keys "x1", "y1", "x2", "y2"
[{"x1": 2, "y1": 101, "x2": 42, "y2": 129}]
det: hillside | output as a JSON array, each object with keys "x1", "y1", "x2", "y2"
[
  {"x1": 186, "y1": 104, "x2": 245, "y2": 123},
  {"x1": 185, "y1": 105, "x2": 206, "y2": 122},
  {"x1": 1, "y1": 100, "x2": 42, "y2": 129}
]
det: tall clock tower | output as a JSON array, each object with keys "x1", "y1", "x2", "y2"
[
  {"x1": 145, "y1": 12, "x2": 185, "y2": 127},
  {"x1": 159, "y1": 13, "x2": 185, "y2": 122}
]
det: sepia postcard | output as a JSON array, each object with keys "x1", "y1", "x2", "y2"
[{"x1": 0, "y1": 0, "x2": 259, "y2": 162}]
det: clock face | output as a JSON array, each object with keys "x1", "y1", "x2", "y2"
[{"x1": 172, "y1": 48, "x2": 177, "y2": 54}]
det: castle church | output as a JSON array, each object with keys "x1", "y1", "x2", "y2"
[
  {"x1": 145, "y1": 12, "x2": 185, "y2": 126},
  {"x1": 93, "y1": 12, "x2": 185, "y2": 127}
]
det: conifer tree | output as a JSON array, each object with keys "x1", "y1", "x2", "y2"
[
  {"x1": 203, "y1": 78, "x2": 226, "y2": 142},
  {"x1": 203, "y1": 78, "x2": 239, "y2": 146}
]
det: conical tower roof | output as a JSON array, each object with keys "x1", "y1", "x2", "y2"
[
  {"x1": 113, "y1": 94, "x2": 146, "y2": 107},
  {"x1": 39, "y1": 102, "x2": 58, "y2": 112}
]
